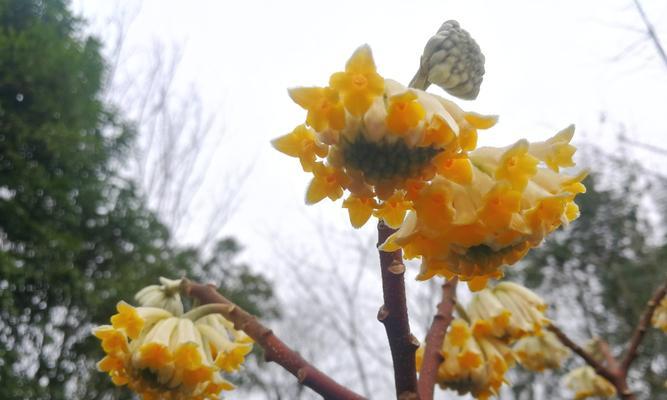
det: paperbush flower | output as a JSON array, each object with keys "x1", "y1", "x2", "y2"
[
  {"x1": 436, "y1": 319, "x2": 514, "y2": 399},
  {"x1": 381, "y1": 127, "x2": 585, "y2": 290},
  {"x1": 563, "y1": 366, "x2": 616, "y2": 399},
  {"x1": 651, "y1": 297, "x2": 667, "y2": 333},
  {"x1": 93, "y1": 300, "x2": 252, "y2": 400},
  {"x1": 513, "y1": 331, "x2": 570, "y2": 371},
  {"x1": 274, "y1": 45, "x2": 585, "y2": 291},
  {"x1": 273, "y1": 45, "x2": 497, "y2": 231},
  {"x1": 482, "y1": 282, "x2": 549, "y2": 340},
  {"x1": 428, "y1": 281, "x2": 557, "y2": 398}
]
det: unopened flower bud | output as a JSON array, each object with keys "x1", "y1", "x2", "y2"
[
  {"x1": 411, "y1": 20, "x2": 485, "y2": 100},
  {"x1": 134, "y1": 277, "x2": 184, "y2": 316}
]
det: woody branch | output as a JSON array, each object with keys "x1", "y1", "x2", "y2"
[
  {"x1": 549, "y1": 279, "x2": 667, "y2": 400},
  {"x1": 180, "y1": 279, "x2": 366, "y2": 400}
]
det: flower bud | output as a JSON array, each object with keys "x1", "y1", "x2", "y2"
[
  {"x1": 134, "y1": 277, "x2": 184, "y2": 316},
  {"x1": 411, "y1": 20, "x2": 485, "y2": 99}
]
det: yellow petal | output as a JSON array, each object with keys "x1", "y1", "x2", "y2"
[
  {"x1": 342, "y1": 195, "x2": 376, "y2": 228},
  {"x1": 345, "y1": 44, "x2": 376, "y2": 74},
  {"x1": 434, "y1": 155, "x2": 473, "y2": 185},
  {"x1": 464, "y1": 112, "x2": 498, "y2": 130},
  {"x1": 386, "y1": 91, "x2": 426, "y2": 135},
  {"x1": 467, "y1": 275, "x2": 490, "y2": 292}
]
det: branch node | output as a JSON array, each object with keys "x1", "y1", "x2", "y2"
[
  {"x1": 409, "y1": 334, "x2": 421, "y2": 350},
  {"x1": 297, "y1": 367, "x2": 308, "y2": 383},
  {"x1": 398, "y1": 391, "x2": 419, "y2": 400},
  {"x1": 388, "y1": 262, "x2": 406, "y2": 275},
  {"x1": 377, "y1": 305, "x2": 389, "y2": 322}
]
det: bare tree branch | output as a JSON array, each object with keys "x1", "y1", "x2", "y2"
[
  {"x1": 620, "y1": 279, "x2": 667, "y2": 372},
  {"x1": 377, "y1": 221, "x2": 420, "y2": 399},
  {"x1": 181, "y1": 279, "x2": 367, "y2": 400},
  {"x1": 619, "y1": 134, "x2": 667, "y2": 156},
  {"x1": 632, "y1": 0, "x2": 667, "y2": 69},
  {"x1": 548, "y1": 324, "x2": 635, "y2": 399},
  {"x1": 418, "y1": 277, "x2": 458, "y2": 400}
]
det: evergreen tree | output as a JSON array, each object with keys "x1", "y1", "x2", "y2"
[{"x1": 0, "y1": 1, "x2": 277, "y2": 398}]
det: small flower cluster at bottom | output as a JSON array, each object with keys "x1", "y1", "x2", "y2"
[
  {"x1": 94, "y1": 301, "x2": 252, "y2": 400},
  {"x1": 418, "y1": 282, "x2": 572, "y2": 399}
]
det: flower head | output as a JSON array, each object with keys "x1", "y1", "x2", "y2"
[
  {"x1": 465, "y1": 282, "x2": 548, "y2": 346},
  {"x1": 436, "y1": 319, "x2": 514, "y2": 399},
  {"x1": 381, "y1": 134, "x2": 585, "y2": 290},
  {"x1": 513, "y1": 331, "x2": 570, "y2": 371},
  {"x1": 563, "y1": 366, "x2": 616, "y2": 399},
  {"x1": 275, "y1": 45, "x2": 584, "y2": 290},
  {"x1": 94, "y1": 297, "x2": 251, "y2": 399},
  {"x1": 274, "y1": 45, "x2": 497, "y2": 231}
]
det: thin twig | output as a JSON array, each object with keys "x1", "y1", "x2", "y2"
[
  {"x1": 620, "y1": 280, "x2": 667, "y2": 372},
  {"x1": 632, "y1": 0, "x2": 667, "y2": 69},
  {"x1": 598, "y1": 339, "x2": 621, "y2": 371},
  {"x1": 180, "y1": 279, "x2": 366, "y2": 400},
  {"x1": 417, "y1": 277, "x2": 458, "y2": 400},
  {"x1": 548, "y1": 325, "x2": 635, "y2": 399},
  {"x1": 377, "y1": 221, "x2": 420, "y2": 399}
]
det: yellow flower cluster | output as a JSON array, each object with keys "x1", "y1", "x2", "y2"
[
  {"x1": 433, "y1": 281, "x2": 560, "y2": 398},
  {"x1": 273, "y1": 45, "x2": 585, "y2": 291},
  {"x1": 437, "y1": 319, "x2": 514, "y2": 399},
  {"x1": 94, "y1": 301, "x2": 252, "y2": 400},
  {"x1": 273, "y1": 45, "x2": 497, "y2": 230},
  {"x1": 467, "y1": 282, "x2": 548, "y2": 341},
  {"x1": 382, "y1": 127, "x2": 584, "y2": 290},
  {"x1": 513, "y1": 331, "x2": 570, "y2": 372},
  {"x1": 563, "y1": 366, "x2": 616, "y2": 399},
  {"x1": 651, "y1": 297, "x2": 667, "y2": 333}
]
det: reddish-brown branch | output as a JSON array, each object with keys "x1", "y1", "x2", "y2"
[
  {"x1": 549, "y1": 278, "x2": 667, "y2": 400},
  {"x1": 418, "y1": 277, "x2": 458, "y2": 400},
  {"x1": 598, "y1": 340, "x2": 621, "y2": 372},
  {"x1": 181, "y1": 279, "x2": 366, "y2": 400},
  {"x1": 548, "y1": 325, "x2": 635, "y2": 400},
  {"x1": 377, "y1": 221, "x2": 420, "y2": 399},
  {"x1": 620, "y1": 280, "x2": 667, "y2": 372}
]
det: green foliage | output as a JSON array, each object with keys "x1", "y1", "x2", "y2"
[
  {"x1": 0, "y1": 1, "x2": 278, "y2": 399},
  {"x1": 508, "y1": 148, "x2": 667, "y2": 399}
]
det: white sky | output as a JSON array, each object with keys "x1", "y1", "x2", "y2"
[
  {"x1": 74, "y1": 1, "x2": 667, "y2": 258},
  {"x1": 73, "y1": 1, "x2": 667, "y2": 398}
]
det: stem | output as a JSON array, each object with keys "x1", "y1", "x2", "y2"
[
  {"x1": 377, "y1": 220, "x2": 420, "y2": 399},
  {"x1": 417, "y1": 277, "x2": 458, "y2": 400},
  {"x1": 548, "y1": 325, "x2": 635, "y2": 400},
  {"x1": 180, "y1": 279, "x2": 366, "y2": 400},
  {"x1": 620, "y1": 280, "x2": 667, "y2": 372},
  {"x1": 549, "y1": 279, "x2": 667, "y2": 400}
]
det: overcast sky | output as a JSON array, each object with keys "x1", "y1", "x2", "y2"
[
  {"x1": 74, "y1": 0, "x2": 667, "y2": 257},
  {"x1": 73, "y1": 1, "x2": 667, "y2": 398}
]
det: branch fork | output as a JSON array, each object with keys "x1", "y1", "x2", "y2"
[{"x1": 550, "y1": 279, "x2": 667, "y2": 400}]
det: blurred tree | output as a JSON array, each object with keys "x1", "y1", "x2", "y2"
[
  {"x1": 0, "y1": 1, "x2": 277, "y2": 399},
  {"x1": 506, "y1": 147, "x2": 667, "y2": 400}
]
